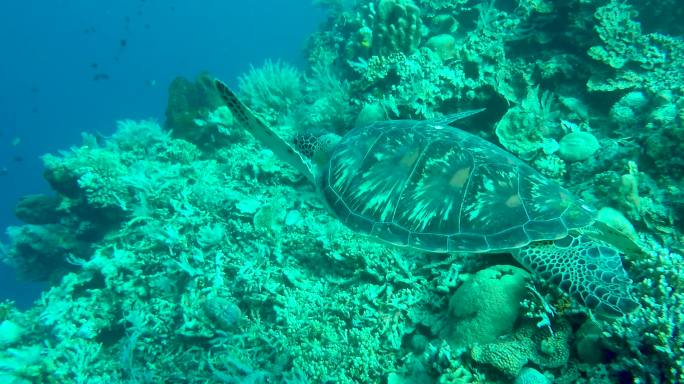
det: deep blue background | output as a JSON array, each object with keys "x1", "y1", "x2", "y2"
[{"x1": 0, "y1": 0, "x2": 326, "y2": 308}]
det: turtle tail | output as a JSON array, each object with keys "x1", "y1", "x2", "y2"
[{"x1": 513, "y1": 235, "x2": 638, "y2": 318}]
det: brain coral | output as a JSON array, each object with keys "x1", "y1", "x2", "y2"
[
  {"x1": 445, "y1": 265, "x2": 530, "y2": 348},
  {"x1": 470, "y1": 319, "x2": 571, "y2": 377}
]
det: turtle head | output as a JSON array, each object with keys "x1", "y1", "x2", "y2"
[{"x1": 294, "y1": 132, "x2": 341, "y2": 166}]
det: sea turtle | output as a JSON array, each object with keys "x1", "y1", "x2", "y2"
[{"x1": 214, "y1": 79, "x2": 638, "y2": 318}]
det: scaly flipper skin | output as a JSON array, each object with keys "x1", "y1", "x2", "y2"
[
  {"x1": 214, "y1": 79, "x2": 315, "y2": 182},
  {"x1": 513, "y1": 234, "x2": 638, "y2": 318}
]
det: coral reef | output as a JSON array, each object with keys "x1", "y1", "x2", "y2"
[
  {"x1": 165, "y1": 72, "x2": 233, "y2": 151},
  {"x1": 1, "y1": 0, "x2": 683, "y2": 382}
]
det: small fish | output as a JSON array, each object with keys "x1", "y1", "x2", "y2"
[
  {"x1": 93, "y1": 73, "x2": 110, "y2": 81},
  {"x1": 11, "y1": 137, "x2": 20, "y2": 146},
  {"x1": 12, "y1": 155, "x2": 23, "y2": 163}
]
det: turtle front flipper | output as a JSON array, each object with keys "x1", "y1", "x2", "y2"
[
  {"x1": 214, "y1": 79, "x2": 315, "y2": 183},
  {"x1": 428, "y1": 109, "x2": 485, "y2": 126},
  {"x1": 513, "y1": 235, "x2": 638, "y2": 318}
]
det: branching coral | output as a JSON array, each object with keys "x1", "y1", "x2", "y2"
[
  {"x1": 587, "y1": 1, "x2": 684, "y2": 94},
  {"x1": 349, "y1": 49, "x2": 468, "y2": 118},
  {"x1": 601, "y1": 241, "x2": 684, "y2": 383}
]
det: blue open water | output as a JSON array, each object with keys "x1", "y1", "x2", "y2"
[{"x1": 0, "y1": 0, "x2": 324, "y2": 308}]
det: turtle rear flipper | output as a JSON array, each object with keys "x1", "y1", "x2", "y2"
[
  {"x1": 514, "y1": 235, "x2": 638, "y2": 318},
  {"x1": 214, "y1": 79, "x2": 315, "y2": 182}
]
